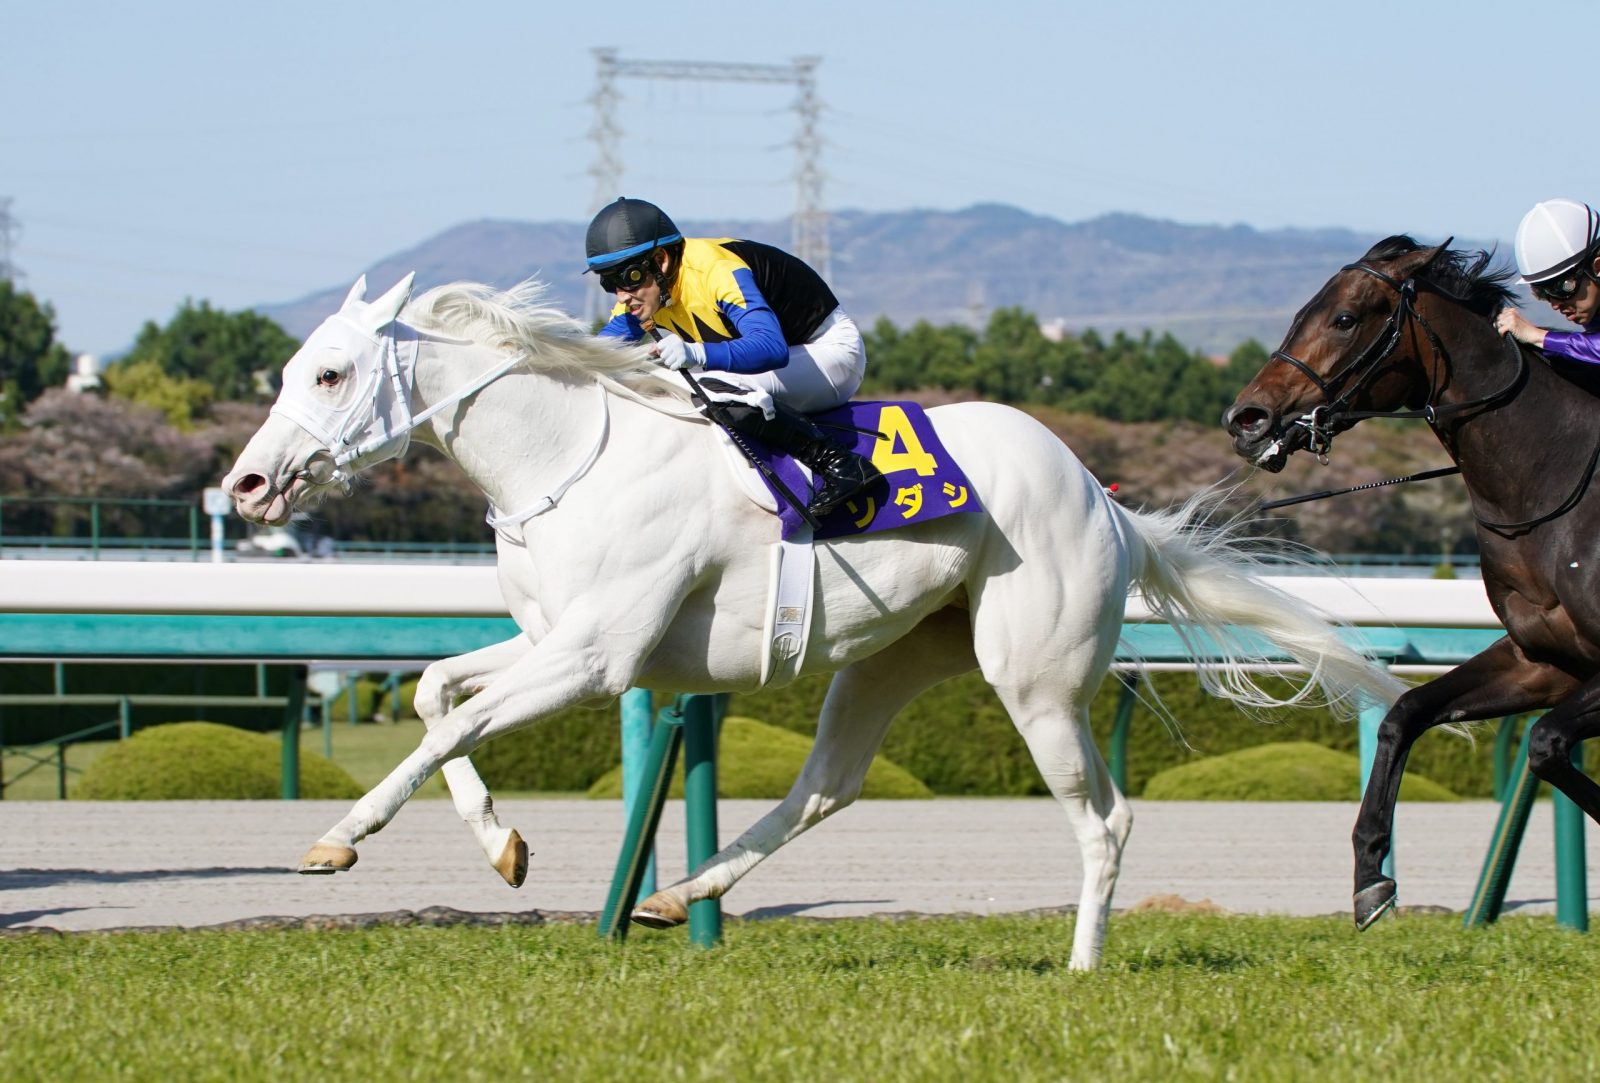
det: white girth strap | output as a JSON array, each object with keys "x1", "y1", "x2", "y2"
[{"x1": 759, "y1": 527, "x2": 817, "y2": 687}]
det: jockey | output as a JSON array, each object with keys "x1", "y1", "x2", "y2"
[
  {"x1": 585, "y1": 196, "x2": 881, "y2": 517},
  {"x1": 1496, "y1": 197, "x2": 1600, "y2": 360}
]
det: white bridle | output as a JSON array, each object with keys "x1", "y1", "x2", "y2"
[{"x1": 269, "y1": 273, "x2": 608, "y2": 530}]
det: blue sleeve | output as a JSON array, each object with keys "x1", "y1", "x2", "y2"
[
  {"x1": 1541, "y1": 330, "x2": 1600, "y2": 366},
  {"x1": 699, "y1": 268, "x2": 790, "y2": 374},
  {"x1": 597, "y1": 311, "x2": 645, "y2": 340}
]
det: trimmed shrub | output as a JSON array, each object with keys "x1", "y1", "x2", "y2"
[
  {"x1": 75, "y1": 722, "x2": 364, "y2": 800},
  {"x1": 731, "y1": 671, "x2": 1538, "y2": 799},
  {"x1": 446, "y1": 670, "x2": 1568, "y2": 798},
  {"x1": 1141, "y1": 741, "x2": 1458, "y2": 802},
  {"x1": 473, "y1": 703, "x2": 623, "y2": 792},
  {"x1": 585, "y1": 716, "x2": 930, "y2": 799}
]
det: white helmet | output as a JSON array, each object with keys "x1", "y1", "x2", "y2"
[{"x1": 1513, "y1": 197, "x2": 1600, "y2": 283}]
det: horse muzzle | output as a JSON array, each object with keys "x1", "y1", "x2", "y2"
[{"x1": 1223, "y1": 401, "x2": 1297, "y2": 473}]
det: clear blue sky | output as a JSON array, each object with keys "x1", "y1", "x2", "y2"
[{"x1": 5, "y1": 1, "x2": 1590, "y2": 357}]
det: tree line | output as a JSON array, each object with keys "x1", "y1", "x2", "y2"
[{"x1": 0, "y1": 281, "x2": 1471, "y2": 556}]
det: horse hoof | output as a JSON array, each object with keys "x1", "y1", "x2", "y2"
[
  {"x1": 631, "y1": 892, "x2": 688, "y2": 929},
  {"x1": 1354, "y1": 879, "x2": 1397, "y2": 930},
  {"x1": 493, "y1": 830, "x2": 529, "y2": 889},
  {"x1": 298, "y1": 842, "x2": 358, "y2": 875}
]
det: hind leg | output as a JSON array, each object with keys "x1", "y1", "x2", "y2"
[
  {"x1": 1350, "y1": 639, "x2": 1571, "y2": 927},
  {"x1": 970, "y1": 568, "x2": 1130, "y2": 971},
  {"x1": 632, "y1": 607, "x2": 977, "y2": 927}
]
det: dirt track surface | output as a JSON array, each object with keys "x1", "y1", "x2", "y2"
[{"x1": 3, "y1": 799, "x2": 1596, "y2": 932}]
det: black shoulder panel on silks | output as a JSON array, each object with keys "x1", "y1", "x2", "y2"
[
  {"x1": 689, "y1": 312, "x2": 732, "y2": 344},
  {"x1": 722, "y1": 240, "x2": 839, "y2": 344}
]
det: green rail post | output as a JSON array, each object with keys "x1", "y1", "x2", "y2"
[
  {"x1": 1465, "y1": 719, "x2": 1539, "y2": 928},
  {"x1": 1357, "y1": 696, "x2": 1395, "y2": 879},
  {"x1": 599, "y1": 701, "x2": 684, "y2": 940},
  {"x1": 90, "y1": 501, "x2": 100, "y2": 559},
  {"x1": 682, "y1": 694, "x2": 723, "y2": 947},
  {"x1": 281, "y1": 666, "x2": 306, "y2": 799},
  {"x1": 1492, "y1": 716, "x2": 1519, "y2": 802},
  {"x1": 619, "y1": 688, "x2": 658, "y2": 901},
  {"x1": 1108, "y1": 672, "x2": 1139, "y2": 793},
  {"x1": 1552, "y1": 743, "x2": 1589, "y2": 932}
]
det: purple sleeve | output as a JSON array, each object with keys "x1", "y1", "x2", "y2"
[{"x1": 1541, "y1": 330, "x2": 1600, "y2": 366}]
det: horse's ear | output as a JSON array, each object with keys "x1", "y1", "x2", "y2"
[
  {"x1": 363, "y1": 273, "x2": 415, "y2": 329},
  {"x1": 1390, "y1": 239, "x2": 1452, "y2": 281},
  {"x1": 341, "y1": 275, "x2": 369, "y2": 311}
]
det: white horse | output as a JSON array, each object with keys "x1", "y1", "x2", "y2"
[{"x1": 223, "y1": 274, "x2": 1402, "y2": 970}]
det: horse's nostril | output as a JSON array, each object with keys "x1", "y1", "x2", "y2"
[
  {"x1": 232, "y1": 473, "x2": 267, "y2": 497},
  {"x1": 1226, "y1": 405, "x2": 1270, "y2": 437}
]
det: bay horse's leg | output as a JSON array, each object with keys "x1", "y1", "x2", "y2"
[
  {"x1": 415, "y1": 636, "x2": 534, "y2": 887},
  {"x1": 1527, "y1": 675, "x2": 1600, "y2": 821},
  {"x1": 1352, "y1": 636, "x2": 1574, "y2": 929},
  {"x1": 966, "y1": 549, "x2": 1128, "y2": 971},
  {"x1": 631, "y1": 606, "x2": 978, "y2": 929}
]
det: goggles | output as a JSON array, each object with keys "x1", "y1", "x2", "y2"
[
  {"x1": 599, "y1": 258, "x2": 655, "y2": 294},
  {"x1": 1533, "y1": 270, "x2": 1588, "y2": 303}
]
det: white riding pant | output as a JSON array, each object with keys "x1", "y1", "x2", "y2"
[{"x1": 706, "y1": 308, "x2": 866, "y2": 415}]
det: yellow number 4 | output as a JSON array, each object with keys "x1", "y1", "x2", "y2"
[{"x1": 870, "y1": 405, "x2": 938, "y2": 477}]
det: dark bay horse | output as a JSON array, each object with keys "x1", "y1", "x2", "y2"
[{"x1": 1224, "y1": 235, "x2": 1600, "y2": 928}]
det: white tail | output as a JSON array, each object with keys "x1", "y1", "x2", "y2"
[{"x1": 1116, "y1": 493, "x2": 1406, "y2": 716}]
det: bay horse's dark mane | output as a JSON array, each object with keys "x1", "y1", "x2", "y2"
[
  {"x1": 1361, "y1": 234, "x2": 1518, "y2": 317},
  {"x1": 1364, "y1": 234, "x2": 1600, "y2": 400}
]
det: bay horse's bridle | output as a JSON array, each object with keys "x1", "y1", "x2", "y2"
[
  {"x1": 1262, "y1": 253, "x2": 1600, "y2": 538},
  {"x1": 1263, "y1": 254, "x2": 1526, "y2": 463}
]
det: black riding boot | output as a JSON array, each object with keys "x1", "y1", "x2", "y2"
[{"x1": 721, "y1": 402, "x2": 882, "y2": 516}]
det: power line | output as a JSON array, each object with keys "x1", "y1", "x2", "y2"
[
  {"x1": 586, "y1": 49, "x2": 829, "y2": 321},
  {"x1": 0, "y1": 198, "x2": 19, "y2": 283}
]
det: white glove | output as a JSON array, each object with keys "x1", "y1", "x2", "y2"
[{"x1": 651, "y1": 333, "x2": 706, "y2": 371}]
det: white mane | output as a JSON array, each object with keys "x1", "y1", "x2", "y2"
[{"x1": 405, "y1": 279, "x2": 694, "y2": 411}]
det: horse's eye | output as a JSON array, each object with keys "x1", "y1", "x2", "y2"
[
  {"x1": 317, "y1": 368, "x2": 341, "y2": 387},
  {"x1": 1332, "y1": 312, "x2": 1358, "y2": 332}
]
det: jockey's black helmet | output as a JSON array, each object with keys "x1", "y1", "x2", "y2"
[{"x1": 584, "y1": 197, "x2": 683, "y2": 274}]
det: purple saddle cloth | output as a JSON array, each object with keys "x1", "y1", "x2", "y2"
[{"x1": 749, "y1": 401, "x2": 983, "y2": 540}]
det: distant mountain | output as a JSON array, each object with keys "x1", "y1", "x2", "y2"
[{"x1": 258, "y1": 205, "x2": 1506, "y2": 355}]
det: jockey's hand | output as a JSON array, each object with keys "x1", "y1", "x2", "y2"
[
  {"x1": 1495, "y1": 307, "x2": 1547, "y2": 349},
  {"x1": 650, "y1": 333, "x2": 706, "y2": 372}
]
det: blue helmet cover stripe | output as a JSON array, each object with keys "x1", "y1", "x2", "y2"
[{"x1": 586, "y1": 233, "x2": 685, "y2": 269}]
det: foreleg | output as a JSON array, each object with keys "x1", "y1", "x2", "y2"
[
  {"x1": 1527, "y1": 674, "x2": 1600, "y2": 823},
  {"x1": 1352, "y1": 636, "x2": 1573, "y2": 928},
  {"x1": 416, "y1": 636, "x2": 534, "y2": 886},
  {"x1": 304, "y1": 597, "x2": 677, "y2": 871}
]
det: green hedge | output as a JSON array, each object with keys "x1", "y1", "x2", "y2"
[
  {"x1": 729, "y1": 671, "x2": 1560, "y2": 799},
  {"x1": 585, "y1": 716, "x2": 930, "y2": 800},
  {"x1": 75, "y1": 722, "x2": 364, "y2": 800},
  {"x1": 472, "y1": 702, "x2": 623, "y2": 793},
  {"x1": 437, "y1": 670, "x2": 1578, "y2": 799},
  {"x1": 1141, "y1": 741, "x2": 1458, "y2": 801}
]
